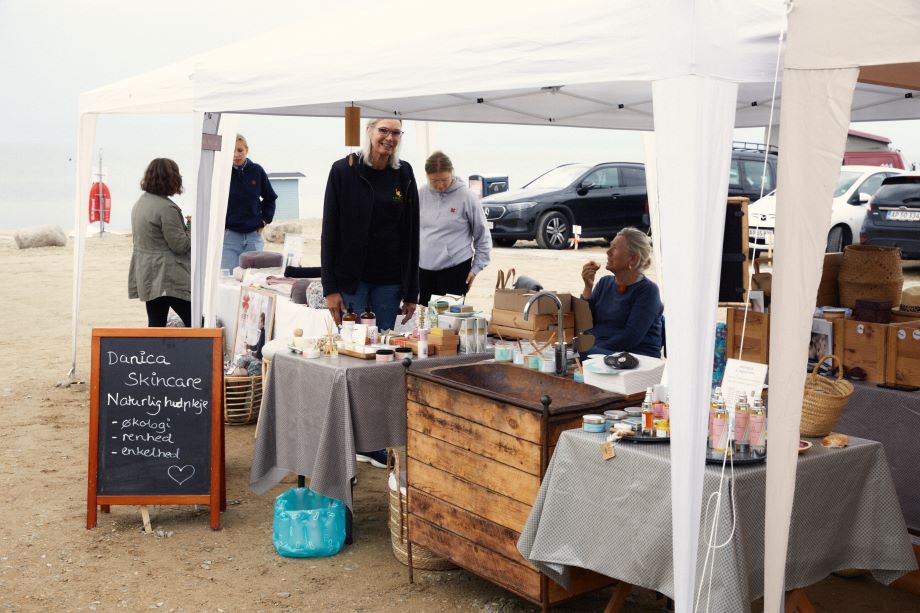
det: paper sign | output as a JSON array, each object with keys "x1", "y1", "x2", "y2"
[
  {"x1": 282, "y1": 234, "x2": 304, "y2": 268},
  {"x1": 721, "y1": 358, "x2": 768, "y2": 412},
  {"x1": 352, "y1": 324, "x2": 368, "y2": 345}
]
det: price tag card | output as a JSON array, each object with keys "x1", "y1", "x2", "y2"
[{"x1": 721, "y1": 358, "x2": 768, "y2": 412}]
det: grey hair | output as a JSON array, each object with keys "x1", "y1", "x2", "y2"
[
  {"x1": 361, "y1": 118, "x2": 402, "y2": 170},
  {"x1": 616, "y1": 227, "x2": 653, "y2": 271}
]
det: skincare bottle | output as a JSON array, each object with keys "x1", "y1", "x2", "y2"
[
  {"x1": 749, "y1": 398, "x2": 767, "y2": 455},
  {"x1": 711, "y1": 399, "x2": 729, "y2": 454},
  {"x1": 360, "y1": 305, "x2": 376, "y2": 327},
  {"x1": 342, "y1": 304, "x2": 358, "y2": 323},
  {"x1": 733, "y1": 393, "x2": 750, "y2": 453}
]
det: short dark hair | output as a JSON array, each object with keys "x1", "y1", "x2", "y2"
[
  {"x1": 140, "y1": 158, "x2": 183, "y2": 197},
  {"x1": 425, "y1": 150, "x2": 454, "y2": 175}
]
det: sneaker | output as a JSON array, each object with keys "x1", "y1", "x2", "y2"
[{"x1": 356, "y1": 449, "x2": 388, "y2": 469}]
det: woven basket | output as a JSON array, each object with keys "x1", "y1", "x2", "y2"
[
  {"x1": 224, "y1": 375, "x2": 262, "y2": 425},
  {"x1": 387, "y1": 451, "x2": 456, "y2": 571},
  {"x1": 800, "y1": 355, "x2": 853, "y2": 437},
  {"x1": 838, "y1": 245, "x2": 903, "y2": 309}
]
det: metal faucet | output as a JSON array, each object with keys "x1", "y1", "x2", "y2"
[{"x1": 522, "y1": 290, "x2": 566, "y2": 376}]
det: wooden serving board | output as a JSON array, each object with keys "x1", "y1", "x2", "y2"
[{"x1": 338, "y1": 347, "x2": 377, "y2": 360}]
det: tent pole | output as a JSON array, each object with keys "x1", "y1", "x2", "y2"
[{"x1": 193, "y1": 112, "x2": 222, "y2": 328}]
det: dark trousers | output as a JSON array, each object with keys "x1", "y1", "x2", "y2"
[
  {"x1": 145, "y1": 296, "x2": 192, "y2": 327},
  {"x1": 419, "y1": 258, "x2": 473, "y2": 306}
]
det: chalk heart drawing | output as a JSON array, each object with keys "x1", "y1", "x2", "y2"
[{"x1": 167, "y1": 465, "x2": 195, "y2": 485}]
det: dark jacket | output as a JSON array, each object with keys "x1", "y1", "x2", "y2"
[
  {"x1": 226, "y1": 159, "x2": 277, "y2": 233},
  {"x1": 321, "y1": 153, "x2": 420, "y2": 303}
]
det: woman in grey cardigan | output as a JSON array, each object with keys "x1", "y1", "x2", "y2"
[{"x1": 128, "y1": 158, "x2": 192, "y2": 327}]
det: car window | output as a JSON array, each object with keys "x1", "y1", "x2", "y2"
[
  {"x1": 524, "y1": 164, "x2": 592, "y2": 189},
  {"x1": 833, "y1": 171, "x2": 862, "y2": 197},
  {"x1": 856, "y1": 173, "x2": 887, "y2": 197},
  {"x1": 583, "y1": 167, "x2": 621, "y2": 189},
  {"x1": 729, "y1": 160, "x2": 741, "y2": 188},
  {"x1": 621, "y1": 167, "x2": 646, "y2": 187},
  {"x1": 741, "y1": 160, "x2": 774, "y2": 194}
]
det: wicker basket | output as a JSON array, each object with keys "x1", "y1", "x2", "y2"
[
  {"x1": 387, "y1": 450, "x2": 456, "y2": 571},
  {"x1": 224, "y1": 375, "x2": 262, "y2": 425},
  {"x1": 838, "y1": 245, "x2": 903, "y2": 309},
  {"x1": 800, "y1": 355, "x2": 853, "y2": 437}
]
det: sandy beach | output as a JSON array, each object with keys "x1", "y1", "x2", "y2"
[{"x1": 0, "y1": 222, "x2": 918, "y2": 612}]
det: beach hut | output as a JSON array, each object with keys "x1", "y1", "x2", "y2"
[{"x1": 72, "y1": 1, "x2": 920, "y2": 611}]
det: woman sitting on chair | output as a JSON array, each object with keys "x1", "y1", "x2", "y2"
[{"x1": 580, "y1": 227, "x2": 663, "y2": 358}]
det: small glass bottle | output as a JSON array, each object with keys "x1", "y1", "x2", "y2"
[
  {"x1": 749, "y1": 397, "x2": 767, "y2": 455},
  {"x1": 342, "y1": 304, "x2": 358, "y2": 323},
  {"x1": 708, "y1": 387, "x2": 722, "y2": 449},
  {"x1": 733, "y1": 393, "x2": 750, "y2": 453},
  {"x1": 641, "y1": 388, "x2": 654, "y2": 433},
  {"x1": 711, "y1": 398, "x2": 729, "y2": 454},
  {"x1": 360, "y1": 304, "x2": 376, "y2": 327}
]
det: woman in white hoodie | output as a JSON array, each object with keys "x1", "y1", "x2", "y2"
[{"x1": 418, "y1": 151, "x2": 492, "y2": 305}]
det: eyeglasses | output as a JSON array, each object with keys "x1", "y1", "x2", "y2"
[{"x1": 376, "y1": 127, "x2": 405, "y2": 138}]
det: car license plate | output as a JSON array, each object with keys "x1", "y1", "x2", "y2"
[
  {"x1": 749, "y1": 228, "x2": 773, "y2": 240},
  {"x1": 886, "y1": 210, "x2": 920, "y2": 221}
]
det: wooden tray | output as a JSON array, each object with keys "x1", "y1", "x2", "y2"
[{"x1": 338, "y1": 347, "x2": 377, "y2": 360}]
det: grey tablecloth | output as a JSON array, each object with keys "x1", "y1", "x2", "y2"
[
  {"x1": 518, "y1": 430, "x2": 917, "y2": 612},
  {"x1": 250, "y1": 351, "x2": 489, "y2": 507},
  {"x1": 836, "y1": 381, "x2": 920, "y2": 533}
]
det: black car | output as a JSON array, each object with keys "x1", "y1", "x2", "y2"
[
  {"x1": 860, "y1": 175, "x2": 920, "y2": 259},
  {"x1": 729, "y1": 144, "x2": 778, "y2": 203},
  {"x1": 481, "y1": 162, "x2": 649, "y2": 249}
]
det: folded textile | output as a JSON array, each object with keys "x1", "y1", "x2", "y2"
[
  {"x1": 240, "y1": 251, "x2": 284, "y2": 269},
  {"x1": 284, "y1": 265, "x2": 322, "y2": 278}
]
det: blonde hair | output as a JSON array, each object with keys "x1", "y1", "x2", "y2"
[
  {"x1": 616, "y1": 227, "x2": 653, "y2": 271},
  {"x1": 361, "y1": 118, "x2": 402, "y2": 170},
  {"x1": 236, "y1": 134, "x2": 249, "y2": 150}
]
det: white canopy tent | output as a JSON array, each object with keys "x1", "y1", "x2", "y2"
[{"x1": 71, "y1": 1, "x2": 920, "y2": 611}]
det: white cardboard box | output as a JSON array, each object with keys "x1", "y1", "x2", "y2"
[{"x1": 582, "y1": 354, "x2": 666, "y2": 396}]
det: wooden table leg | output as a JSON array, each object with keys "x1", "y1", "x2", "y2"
[
  {"x1": 603, "y1": 581, "x2": 633, "y2": 613},
  {"x1": 784, "y1": 588, "x2": 816, "y2": 613}
]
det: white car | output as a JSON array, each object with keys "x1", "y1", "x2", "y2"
[{"x1": 748, "y1": 165, "x2": 905, "y2": 254}]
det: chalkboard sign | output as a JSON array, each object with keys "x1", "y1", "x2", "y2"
[{"x1": 87, "y1": 328, "x2": 225, "y2": 529}]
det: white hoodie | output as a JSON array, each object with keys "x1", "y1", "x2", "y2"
[{"x1": 418, "y1": 177, "x2": 492, "y2": 273}]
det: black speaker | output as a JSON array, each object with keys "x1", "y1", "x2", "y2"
[{"x1": 719, "y1": 198, "x2": 749, "y2": 303}]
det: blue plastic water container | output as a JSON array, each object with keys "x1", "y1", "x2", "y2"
[{"x1": 272, "y1": 487, "x2": 346, "y2": 558}]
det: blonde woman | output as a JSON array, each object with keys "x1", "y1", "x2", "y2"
[{"x1": 222, "y1": 134, "x2": 277, "y2": 270}]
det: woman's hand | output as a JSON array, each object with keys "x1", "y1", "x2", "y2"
[
  {"x1": 465, "y1": 271, "x2": 476, "y2": 290},
  {"x1": 326, "y1": 293, "x2": 344, "y2": 325},
  {"x1": 400, "y1": 302, "x2": 417, "y2": 325},
  {"x1": 581, "y1": 261, "x2": 599, "y2": 300}
]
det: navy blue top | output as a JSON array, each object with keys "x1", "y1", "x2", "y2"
[
  {"x1": 226, "y1": 159, "x2": 277, "y2": 233},
  {"x1": 588, "y1": 275, "x2": 663, "y2": 357}
]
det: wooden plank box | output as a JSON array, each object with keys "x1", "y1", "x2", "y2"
[
  {"x1": 404, "y1": 367, "x2": 639, "y2": 608},
  {"x1": 885, "y1": 320, "x2": 920, "y2": 387},
  {"x1": 833, "y1": 319, "x2": 888, "y2": 383},
  {"x1": 725, "y1": 307, "x2": 769, "y2": 364}
]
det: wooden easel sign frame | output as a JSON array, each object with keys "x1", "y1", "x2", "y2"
[{"x1": 87, "y1": 328, "x2": 225, "y2": 530}]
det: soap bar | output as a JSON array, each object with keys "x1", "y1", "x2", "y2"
[{"x1": 449, "y1": 304, "x2": 474, "y2": 313}]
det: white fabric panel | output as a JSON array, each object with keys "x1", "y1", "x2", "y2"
[
  {"x1": 652, "y1": 75, "x2": 738, "y2": 613},
  {"x1": 202, "y1": 115, "x2": 238, "y2": 328},
  {"x1": 69, "y1": 113, "x2": 97, "y2": 380},
  {"x1": 785, "y1": 0, "x2": 920, "y2": 69},
  {"x1": 763, "y1": 67, "x2": 858, "y2": 613},
  {"x1": 191, "y1": 112, "x2": 216, "y2": 328},
  {"x1": 79, "y1": 58, "x2": 196, "y2": 114}
]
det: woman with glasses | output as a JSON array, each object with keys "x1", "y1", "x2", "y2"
[
  {"x1": 321, "y1": 117, "x2": 420, "y2": 335},
  {"x1": 418, "y1": 150, "x2": 492, "y2": 306}
]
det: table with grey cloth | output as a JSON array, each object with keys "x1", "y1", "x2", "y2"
[
  {"x1": 518, "y1": 429, "x2": 917, "y2": 612},
  {"x1": 836, "y1": 381, "x2": 920, "y2": 533},
  {"x1": 250, "y1": 350, "x2": 488, "y2": 508}
]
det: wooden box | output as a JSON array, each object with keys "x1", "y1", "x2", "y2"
[
  {"x1": 885, "y1": 320, "x2": 920, "y2": 387},
  {"x1": 404, "y1": 369, "x2": 639, "y2": 608},
  {"x1": 833, "y1": 319, "x2": 888, "y2": 383},
  {"x1": 725, "y1": 307, "x2": 769, "y2": 364}
]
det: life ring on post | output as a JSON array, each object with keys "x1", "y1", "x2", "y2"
[{"x1": 89, "y1": 182, "x2": 111, "y2": 223}]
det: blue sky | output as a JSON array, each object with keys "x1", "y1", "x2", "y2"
[{"x1": 1, "y1": 0, "x2": 917, "y2": 230}]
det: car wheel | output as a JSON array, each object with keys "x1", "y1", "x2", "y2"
[
  {"x1": 535, "y1": 211, "x2": 571, "y2": 249},
  {"x1": 825, "y1": 226, "x2": 845, "y2": 253},
  {"x1": 493, "y1": 237, "x2": 517, "y2": 248}
]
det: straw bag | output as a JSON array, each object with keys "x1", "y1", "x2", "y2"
[
  {"x1": 387, "y1": 450, "x2": 456, "y2": 571},
  {"x1": 800, "y1": 355, "x2": 853, "y2": 437},
  {"x1": 837, "y1": 245, "x2": 903, "y2": 309}
]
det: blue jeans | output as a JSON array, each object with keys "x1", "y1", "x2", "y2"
[
  {"x1": 340, "y1": 282, "x2": 402, "y2": 331},
  {"x1": 221, "y1": 229, "x2": 264, "y2": 271}
]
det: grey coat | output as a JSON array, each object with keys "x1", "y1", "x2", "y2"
[{"x1": 128, "y1": 192, "x2": 191, "y2": 302}]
